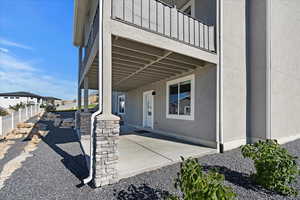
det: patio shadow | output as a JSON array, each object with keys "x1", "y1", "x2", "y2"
[
  {"x1": 202, "y1": 165, "x2": 275, "y2": 195},
  {"x1": 40, "y1": 112, "x2": 89, "y2": 185},
  {"x1": 114, "y1": 184, "x2": 170, "y2": 200}
]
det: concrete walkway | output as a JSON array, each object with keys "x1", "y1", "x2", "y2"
[{"x1": 118, "y1": 132, "x2": 216, "y2": 179}]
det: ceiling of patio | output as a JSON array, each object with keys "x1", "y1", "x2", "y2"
[{"x1": 86, "y1": 36, "x2": 207, "y2": 91}]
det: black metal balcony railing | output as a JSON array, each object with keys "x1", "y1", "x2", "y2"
[
  {"x1": 112, "y1": 0, "x2": 216, "y2": 53},
  {"x1": 81, "y1": 6, "x2": 100, "y2": 77}
]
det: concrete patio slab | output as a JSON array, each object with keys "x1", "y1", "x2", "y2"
[
  {"x1": 80, "y1": 129, "x2": 217, "y2": 180},
  {"x1": 118, "y1": 132, "x2": 216, "y2": 179}
]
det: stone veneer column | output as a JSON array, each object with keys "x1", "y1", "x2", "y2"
[
  {"x1": 80, "y1": 112, "x2": 91, "y2": 136},
  {"x1": 94, "y1": 115, "x2": 120, "y2": 187}
]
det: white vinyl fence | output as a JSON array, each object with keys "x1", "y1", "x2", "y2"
[{"x1": 0, "y1": 104, "x2": 42, "y2": 137}]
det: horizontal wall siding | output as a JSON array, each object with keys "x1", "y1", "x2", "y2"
[{"x1": 124, "y1": 64, "x2": 217, "y2": 145}]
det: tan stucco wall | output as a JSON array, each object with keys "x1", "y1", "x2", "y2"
[
  {"x1": 221, "y1": 0, "x2": 247, "y2": 144},
  {"x1": 247, "y1": 0, "x2": 300, "y2": 142},
  {"x1": 124, "y1": 64, "x2": 217, "y2": 147},
  {"x1": 270, "y1": 0, "x2": 300, "y2": 139},
  {"x1": 246, "y1": 0, "x2": 268, "y2": 141}
]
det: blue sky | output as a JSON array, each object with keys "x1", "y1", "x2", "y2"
[{"x1": 0, "y1": 0, "x2": 77, "y2": 100}]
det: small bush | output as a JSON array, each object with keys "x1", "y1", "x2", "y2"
[
  {"x1": 45, "y1": 105, "x2": 56, "y2": 112},
  {"x1": 0, "y1": 109, "x2": 8, "y2": 116},
  {"x1": 9, "y1": 102, "x2": 26, "y2": 111},
  {"x1": 241, "y1": 139, "x2": 300, "y2": 196},
  {"x1": 167, "y1": 157, "x2": 236, "y2": 200}
]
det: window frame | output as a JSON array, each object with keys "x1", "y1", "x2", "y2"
[
  {"x1": 166, "y1": 74, "x2": 195, "y2": 121},
  {"x1": 117, "y1": 94, "x2": 126, "y2": 115}
]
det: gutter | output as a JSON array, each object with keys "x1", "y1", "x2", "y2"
[
  {"x1": 217, "y1": 0, "x2": 224, "y2": 153},
  {"x1": 83, "y1": 0, "x2": 103, "y2": 185},
  {"x1": 266, "y1": 0, "x2": 272, "y2": 140}
]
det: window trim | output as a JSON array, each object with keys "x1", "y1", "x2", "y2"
[
  {"x1": 117, "y1": 94, "x2": 126, "y2": 115},
  {"x1": 166, "y1": 74, "x2": 195, "y2": 121}
]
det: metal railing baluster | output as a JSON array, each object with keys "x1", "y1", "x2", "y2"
[
  {"x1": 156, "y1": 1, "x2": 158, "y2": 32},
  {"x1": 107, "y1": 0, "x2": 216, "y2": 56},
  {"x1": 141, "y1": 0, "x2": 143, "y2": 27},
  {"x1": 193, "y1": 20, "x2": 196, "y2": 46},
  {"x1": 170, "y1": 7, "x2": 171, "y2": 37},
  {"x1": 183, "y1": 15, "x2": 185, "y2": 42},
  {"x1": 149, "y1": 0, "x2": 151, "y2": 29},
  {"x1": 203, "y1": 24, "x2": 205, "y2": 49},
  {"x1": 208, "y1": 26, "x2": 210, "y2": 51},
  {"x1": 132, "y1": 0, "x2": 134, "y2": 23},
  {"x1": 123, "y1": 0, "x2": 125, "y2": 20},
  {"x1": 198, "y1": 22, "x2": 200, "y2": 47},
  {"x1": 177, "y1": 11, "x2": 179, "y2": 40},
  {"x1": 188, "y1": 18, "x2": 190, "y2": 44},
  {"x1": 163, "y1": 5, "x2": 165, "y2": 35}
]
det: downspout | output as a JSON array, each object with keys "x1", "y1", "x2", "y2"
[
  {"x1": 83, "y1": 0, "x2": 103, "y2": 185},
  {"x1": 266, "y1": 0, "x2": 272, "y2": 140},
  {"x1": 217, "y1": 0, "x2": 224, "y2": 153}
]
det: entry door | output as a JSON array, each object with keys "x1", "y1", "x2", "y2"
[{"x1": 143, "y1": 91, "x2": 154, "y2": 129}]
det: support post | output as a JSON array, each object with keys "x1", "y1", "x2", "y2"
[
  {"x1": 19, "y1": 109, "x2": 22, "y2": 122},
  {"x1": 26, "y1": 106, "x2": 28, "y2": 119},
  {"x1": 84, "y1": 77, "x2": 89, "y2": 113},
  {"x1": 93, "y1": 0, "x2": 120, "y2": 187},
  {"x1": 0, "y1": 117, "x2": 2, "y2": 137},
  {"x1": 76, "y1": 47, "x2": 83, "y2": 130},
  {"x1": 11, "y1": 112, "x2": 14, "y2": 129},
  {"x1": 80, "y1": 76, "x2": 91, "y2": 136}
]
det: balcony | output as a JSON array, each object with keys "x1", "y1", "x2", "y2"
[
  {"x1": 112, "y1": 0, "x2": 216, "y2": 53},
  {"x1": 81, "y1": 6, "x2": 99, "y2": 79},
  {"x1": 80, "y1": 0, "x2": 217, "y2": 86}
]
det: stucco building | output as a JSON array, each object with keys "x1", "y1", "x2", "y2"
[
  {"x1": 0, "y1": 92, "x2": 43, "y2": 109},
  {"x1": 73, "y1": 0, "x2": 300, "y2": 187}
]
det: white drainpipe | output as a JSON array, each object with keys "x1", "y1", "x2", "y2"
[
  {"x1": 83, "y1": 0, "x2": 103, "y2": 185},
  {"x1": 217, "y1": 0, "x2": 224, "y2": 153}
]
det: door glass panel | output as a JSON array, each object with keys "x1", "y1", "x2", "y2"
[
  {"x1": 179, "y1": 80, "x2": 191, "y2": 116},
  {"x1": 118, "y1": 96, "x2": 125, "y2": 114},
  {"x1": 147, "y1": 95, "x2": 152, "y2": 116},
  {"x1": 169, "y1": 84, "x2": 178, "y2": 115}
]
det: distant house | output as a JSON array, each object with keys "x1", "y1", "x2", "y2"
[
  {"x1": 44, "y1": 96, "x2": 62, "y2": 106},
  {"x1": 0, "y1": 92, "x2": 44, "y2": 109}
]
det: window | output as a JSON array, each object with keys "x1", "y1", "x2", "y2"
[
  {"x1": 4, "y1": 96, "x2": 8, "y2": 99},
  {"x1": 166, "y1": 74, "x2": 195, "y2": 120},
  {"x1": 117, "y1": 95, "x2": 125, "y2": 114},
  {"x1": 10, "y1": 97, "x2": 14, "y2": 99},
  {"x1": 16, "y1": 97, "x2": 20, "y2": 99}
]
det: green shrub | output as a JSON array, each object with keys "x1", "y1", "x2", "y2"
[
  {"x1": 241, "y1": 139, "x2": 300, "y2": 196},
  {"x1": 0, "y1": 109, "x2": 8, "y2": 116},
  {"x1": 9, "y1": 102, "x2": 26, "y2": 111},
  {"x1": 45, "y1": 105, "x2": 56, "y2": 112},
  {"x1": 167, "y1": 157, "x2": 236, "y2": 200}
]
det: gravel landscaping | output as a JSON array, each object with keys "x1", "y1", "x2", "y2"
[{"x1": 0, "y1": 111, "x2": 300, "y2": 199}]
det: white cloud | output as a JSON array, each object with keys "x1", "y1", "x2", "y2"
[
  {"x1": 0, "y1": 51, "x2": 36, "y2": 71},
  {"x1": 0, "y1": 38, "x2": 33, "y2": 50},
  {"x1": 0, "y1": 52, "x2": 76, "y2": 100},
  {"x1": 0, "y1": 47, "x2": 8, "y2": 53}
]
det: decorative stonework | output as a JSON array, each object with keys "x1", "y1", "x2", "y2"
[
  {"x1": 94, "y1": 116, "x2": 120, "y2": 187},
  {"x1": 75, "y1": 111, "x2": 80, "y2": 130},
  {"x1": 80, "y1": 112, "x2": 91, "y2": 136}
]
